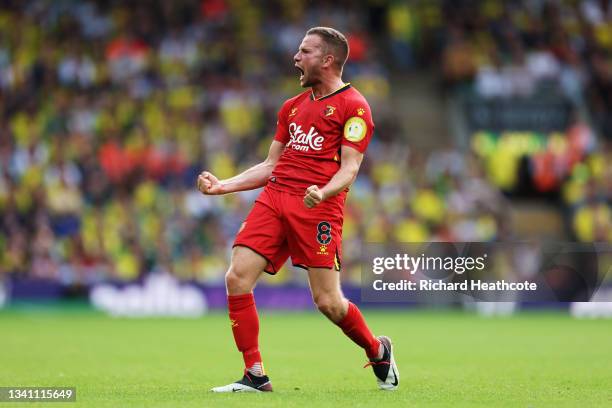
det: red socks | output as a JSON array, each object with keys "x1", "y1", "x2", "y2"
[
  {"x1": 337, "y1": 302, "x2": 381, "y2": 360},
  {"x1": 227, "y1": 293, "x2": 263, "y2": 374},
  {"x1": 228, "y1": 295, "x2": 379, "y2": 372}
]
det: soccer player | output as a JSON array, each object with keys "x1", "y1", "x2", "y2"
[{"x1": 199, "y1": 27, "x2": 399, "y2": 392}]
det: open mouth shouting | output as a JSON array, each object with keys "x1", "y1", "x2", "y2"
[{"x1": 295, "y1": 64, "x2": 305, "y2": 81}]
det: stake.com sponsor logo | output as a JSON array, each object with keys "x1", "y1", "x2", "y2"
[{"x1": 287, "y1": 122, "x2": 324, "y2": 152}]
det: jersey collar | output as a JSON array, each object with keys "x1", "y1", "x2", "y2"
[{"x1": 310, "y1": 83, "x2": 351, "y2": 101}]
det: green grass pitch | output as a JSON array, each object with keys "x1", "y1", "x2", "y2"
[{"x1": 1, "y1": 306, "x2": 611, "y2": 407}]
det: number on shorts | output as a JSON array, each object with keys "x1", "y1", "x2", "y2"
[{"x1": 317, "y1": 221, "x2": 332, "y2": 245}]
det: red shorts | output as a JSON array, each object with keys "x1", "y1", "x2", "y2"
[{"x1": 234, "y1": 186, "x2": 345, "y2": 274}]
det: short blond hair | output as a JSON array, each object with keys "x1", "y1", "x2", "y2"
[{"x1": 306, "y1": 27, "x2": 349, "y2": 70}]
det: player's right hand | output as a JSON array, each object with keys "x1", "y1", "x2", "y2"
[{"x1": 197, "y1": 171, "x2": 224, "y2": 195}]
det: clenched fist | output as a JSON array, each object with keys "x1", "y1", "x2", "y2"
[
  {"x1": 303, "y1": 185, "x2": 324, "y2": 208},
  {"x1": 197, "y1": 171, "x2": 223, "y2": 195}
]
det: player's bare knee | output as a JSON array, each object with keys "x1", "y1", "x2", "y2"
[
  {"x1": 225, "y1": 266, "x2": 251, "y2": 293},
  {"x1": 224, "y1": 270, "x2": 237, "y2": 290},
  {"x1": 314, "y1": 294, "x2": 344, "y2": 321}
]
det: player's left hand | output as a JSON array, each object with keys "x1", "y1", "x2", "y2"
[{"x1": 304, "y1": 185, "x2": 324, "y2": 208}]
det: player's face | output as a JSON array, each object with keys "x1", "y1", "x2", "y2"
[{"x1": 294, "y1": 35, "x2": 326, "y2": 88}]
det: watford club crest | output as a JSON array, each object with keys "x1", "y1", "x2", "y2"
[
  {"x1": 289, "y1": 107, "x2": 298, "y2": 117},
  {"x1": 324, "y1": 105, "x2": 336, "y2": 117}
]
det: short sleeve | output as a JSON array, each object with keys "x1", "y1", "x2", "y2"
[
  {"x1": 273, "y1": 101, "x2": 292, "y2": 144},
  {"x1": 341, "y1": 100, "x2": 374, "y2": 153}
]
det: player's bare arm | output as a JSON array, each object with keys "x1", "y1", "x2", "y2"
[
  {"x1": 198, "y1": 140, "x2": 285, "y2": 195},
  {"x1": 303, "y1": 145, "x2": 363, "y2": 208}
]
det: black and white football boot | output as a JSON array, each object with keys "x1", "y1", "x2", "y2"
[
  {"x1": 364, "y1": 336, "x2": 399, "y2": 390},
  {"x1": 210, "y1": 371, "x2": 273, "y2": 393}
]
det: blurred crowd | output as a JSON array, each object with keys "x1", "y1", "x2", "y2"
[
  {"x1": 0, "y1": 0, "x2": 609, "y2": 287},
  {"x1": 562, "y1": 142, "x2": 612, "y2": 242},
  {"x1": 436, "y1": 0, "x2": 612, "y2": 243},
  {"x1": 439, "y1": 0, "x2": 612, "y2": 123}
]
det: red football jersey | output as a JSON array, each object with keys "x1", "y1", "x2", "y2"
[{"x1": 269, "y1": 84, "x2": 374, "y2": 195}]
